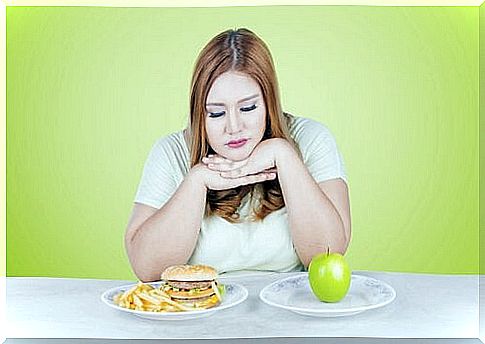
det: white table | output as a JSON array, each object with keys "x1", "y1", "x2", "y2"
[{"x1": 6, "y1": 271, "x2": 480, "y2": 340}]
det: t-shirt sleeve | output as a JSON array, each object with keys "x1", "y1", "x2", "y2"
[
  {"x1": 133, "y1": 138, "x2": 179, "y2": 209},
  {"x1": 293, "y1": 118, "x2": 348, "y2": 184}
]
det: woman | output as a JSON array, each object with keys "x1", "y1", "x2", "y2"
[{"x1": 125, "y1": 28, "x2": 351, "y2": 282}]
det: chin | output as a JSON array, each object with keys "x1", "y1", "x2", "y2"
[
  {"x1": 226, "y1": 151, "x2": 250, "y2": 161},
  {"x1": 213, "y1": 141, "x2": 257, "y2": 161},
  {"x1": 218, "y1": 147, "x2": 250, "y2": 161}
]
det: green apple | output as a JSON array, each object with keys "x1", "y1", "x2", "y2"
[{"x1": 308, "y1": 251, "x2": 351, "y2": 303}]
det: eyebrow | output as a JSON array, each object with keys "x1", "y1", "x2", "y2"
[{"x1": 206, "y1": 94, "x2": 259, "y2": 106}]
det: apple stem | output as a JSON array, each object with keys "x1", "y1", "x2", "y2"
[{"x1": 326, "y1": 246, "x2": 330, "y2": 256}]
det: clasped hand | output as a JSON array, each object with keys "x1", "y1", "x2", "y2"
[{"x1": 196, "y1": 138, "x2": 284, "y2": 191}]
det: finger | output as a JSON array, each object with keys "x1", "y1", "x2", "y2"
[
  {"x1": 208, "y1": 154, "x2": 249, "y2": 166},
  {"x1": 219, "y1": 168, "x2": 244, "y2": 179},
  {"x1": 208, "y1": 159, "x2": 248, "y2": 172},
  {"x1": 201, "y1": 157, "x2": 212, "y2": 164},
  {"x1": 203, "y1": 155, "x2": 228, "y2": 164},
  {"x1": 212, "y1": 172, "x2": 276, "y2": 190},
  {"x1": 219, "y1": 160, "x2": 274, "y2": 178},
  {"x1": 220, "y1": 166, "x2": 261, "y2": 179},
  {"x1": 208, "y1": 163, "x2": 236, "y2": 172},
  {"x1": 242, "y1": 172, "x2": 277, "y2": 185},
  {"x1": 229, "y1": 172, "x2": 277, "y2": 187},
  {"x1": 202, "y1": 156, "x2": 231, "y2": 167}
]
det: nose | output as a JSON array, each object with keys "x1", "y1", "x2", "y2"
[{"x1": 225, "y1": 109, "x2": 243, "y2": 135}]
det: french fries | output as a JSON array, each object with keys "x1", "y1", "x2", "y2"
[{"x1": 113, "y1": 281, "x2": 197, "y2": 312}]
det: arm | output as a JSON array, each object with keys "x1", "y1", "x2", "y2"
[
  {"x1": 204, "y1": 138, "x2": 351, "y2": 268},
  {"x1": 125, "y1": 166, "x2": 207, "y2": 282},
  {"x1": 125, "y1": 164, "x2": 277, "y2": 282},
  {"x1": 274, "y1": 139, "x2": 351, "y2": 267}
]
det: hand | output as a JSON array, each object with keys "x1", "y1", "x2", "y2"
[
  {"x1": 189, "y1": 163, "x2": 277, "y2": 191},
  {"x1": 202, "y1": 138, "x2": 286, "y2": 179}
]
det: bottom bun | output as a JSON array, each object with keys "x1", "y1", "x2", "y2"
[{"x1": 177, "y1": 294, "x2": 221, "y2": 310}]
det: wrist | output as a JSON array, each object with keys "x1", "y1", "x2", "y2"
[
  {"x1": 187, "y1": 164, "x2": 208, "y2": 192},
  {"x1": 272, "y1": 138, "x2": 297, "y2": 166}
]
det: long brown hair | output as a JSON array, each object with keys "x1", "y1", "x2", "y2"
[{"x1": 188, "y1": 28, "x2": 299, "y2": 223}]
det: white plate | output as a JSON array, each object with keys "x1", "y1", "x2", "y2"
[
  {"x1": 101, "y1": 282, "x2": 248, "y2": 320},
  {"x1": 259, "y1": 273, "x2": 396, "y2": 317}
]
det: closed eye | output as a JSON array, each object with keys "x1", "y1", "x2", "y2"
[
  {"x1": 207, "y1": 104, "x2": 257, "y2": 118},
  {"x1": 208, "y1": 111, "x2": 225, "y2": 118},
  {"x1": 241, "y1": 104, "x2": 257, "y2": 112}
]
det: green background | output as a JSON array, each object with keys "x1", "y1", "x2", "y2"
[
  {"x1": 6, "y1": 6, "x2": 479, "y2": 279},
  {"x1": 480, "y1": 1, "x2": 484, "y2": 276}
]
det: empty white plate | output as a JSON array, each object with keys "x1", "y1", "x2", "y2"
[{"x1": 259, "y1": 273, "x2": 396, "y2": 317}]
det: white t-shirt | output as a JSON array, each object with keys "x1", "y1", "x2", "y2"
[{"x1": 134, "y1": 115, "x2": 347, "y2": 273}]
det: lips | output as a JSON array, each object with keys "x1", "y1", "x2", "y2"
[{"x1": 227, "y1": 138, "x2": 248, "y2": 148}]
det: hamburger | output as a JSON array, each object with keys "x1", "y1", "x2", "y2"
[{"x1": 160, "y1": 264, "x2": 223, "y2": 310}]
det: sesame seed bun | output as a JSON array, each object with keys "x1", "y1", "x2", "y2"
[{"x1": 161, "y1": 264, "x2": 218, "y2": 281}]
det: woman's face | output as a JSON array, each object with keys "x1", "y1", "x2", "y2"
[{"x1": 205, "y1": 71, "x2": 267, "y2": 162}]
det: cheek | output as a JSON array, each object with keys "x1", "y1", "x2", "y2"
[
  {"x1": 254, "y1": 109, "x2": 267, "y2": 135},
  {"x1": 205, "y1": 121, "x2": 223, "y2": 147}
]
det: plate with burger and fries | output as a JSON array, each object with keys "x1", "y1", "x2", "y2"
[{"x1": 101, "y1": 264, "x2": 248, "y2": 320}]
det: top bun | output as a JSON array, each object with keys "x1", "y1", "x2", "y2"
[{"x1": 161, "y1": 264, "x2": 218, "y2": 281}]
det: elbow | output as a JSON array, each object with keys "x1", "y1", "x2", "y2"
[
  {"x1": 124, "y1": 235, "x2": 158, "y2": 282},
  {"x1": 128, "y1": 254, "x2": 162, "y2": 283},
  {"x1": 299, "y1": 231, "x2": 351, "y2": 269},
  {"x1": 334, "y1": 229, "x2": 351, "y2": 256},
  {"x1": 326, "y1": 226, "x2": 351, "y2": 257},
  {"x1": 342, "y1": 224, "x2": 352, "y2": 255},
  {"x1": 125, "y1": 240, "x2": 184, "y2": 283},
  {"x1": 333, "y1": 245, "x2": 348, "y2": 256},
  {"x1": 334, "y1": 216, "x2": 351, "y2": 255},
  {"x1": 134, "y1": 270, "x2": 160, "y2": 283}
]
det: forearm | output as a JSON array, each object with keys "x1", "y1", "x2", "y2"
[
  {"x1": 126, "y1": 168, "x2": 207, "y2": 282},
  {"x1": 275, "y1": 141, "x2": 347, "y2": 267}
]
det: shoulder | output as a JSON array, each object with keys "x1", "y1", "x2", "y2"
[
  {"x1": 152, "y1": 130, "x2": 185, "y2": 152},
  {"x1": 145, "y1": 129, "x2": 190, "y2": 176},
  {"x1": 286, "y1": 113, "x2": 337, "y2": 148},
  {"x1": 147, "y1": 130, "x2": 188, "y2": 161},
  {"x1": 284, "y1": 113, "x2": 348, "y2": 184}
]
